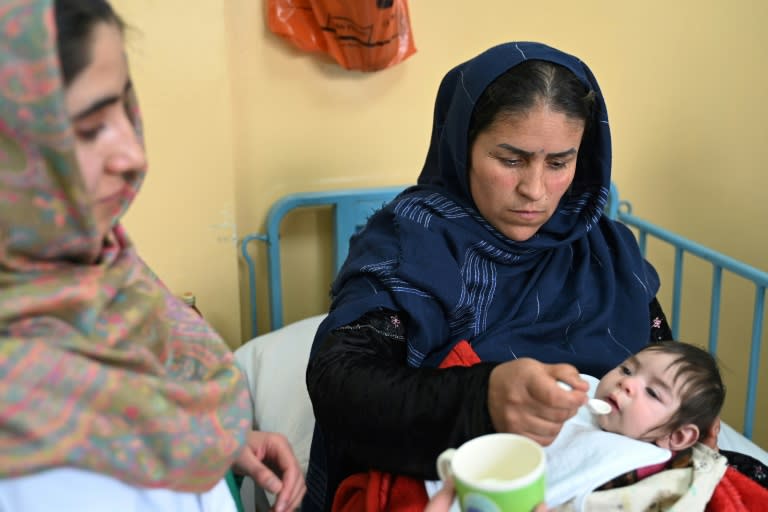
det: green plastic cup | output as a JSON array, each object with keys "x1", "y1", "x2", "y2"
[{"x1": 437, "y1": 433, "x2": 546, "y2": 512}]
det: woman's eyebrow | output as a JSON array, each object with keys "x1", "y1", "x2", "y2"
[
  {"x1": 70, "y1": 79, "x2": 132, "y2": 122},
  {"x1": 548, "y1": 148, "x2": 577, "y2": 158},
  {"x1": 496, "y1": 143, "x2": 576, "y2": 159},
  {"x1": 497, "y1": 143, "x2": 534, "y2": 158}
]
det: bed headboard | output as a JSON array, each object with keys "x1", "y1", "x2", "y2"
[{"x1": 240, "y1": 186, "x2": 406, "y2": 335}]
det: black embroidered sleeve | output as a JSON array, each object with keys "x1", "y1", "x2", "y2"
[
  {"x1": 306, "y1": 308, "x2": 498, "y2": 479},
  {"x1": 721, "y1": 449, "x2": 768, "y2": 489}
]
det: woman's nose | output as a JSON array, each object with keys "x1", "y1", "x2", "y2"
[
  {"x1": 106, "y1": 115, "x2": 147, "y2": 175},
  {"x1": 516, "y1": 164, "x2": 546, "y2": 201}
]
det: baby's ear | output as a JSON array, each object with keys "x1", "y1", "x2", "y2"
[{"x1": 664, "y1": 424, "x2": 700, "y2": 451}]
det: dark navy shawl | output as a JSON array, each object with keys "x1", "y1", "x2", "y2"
[{"x1": 311, "y1": 42, "x2": 659, "y2": 375}]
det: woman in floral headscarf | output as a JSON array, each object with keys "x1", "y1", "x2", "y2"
[{"x1": 0, "y1": 1, "x2": 304, "y2": 510}]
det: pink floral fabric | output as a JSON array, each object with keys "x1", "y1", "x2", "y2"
[{"x1": 0, "y1": 0, "x2": 250, "y2": 492}]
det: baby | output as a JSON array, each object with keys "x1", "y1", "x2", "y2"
[
  {"x1": 427, "y1": 341, "x2": 728, "y2": 511},
  {"x1": 593, "y1": 340, "x2": 725, "y2": 451},
  {"x1": 543, "y1": 341, "x2": 726, "y2": 509}
]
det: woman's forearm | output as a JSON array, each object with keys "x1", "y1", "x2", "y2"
[{"x1": 306, "y1": 311, "x2": 497, "y2": 478}]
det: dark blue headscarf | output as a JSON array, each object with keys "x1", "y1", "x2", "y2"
[
  {"x1": 304, "y1": 42, "x2": 660, "y2": 510},
  {"x1": 311, "y1": 42, "x2": 659, "y2": 373}
]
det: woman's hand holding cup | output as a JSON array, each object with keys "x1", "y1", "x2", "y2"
[{"x1": 436, "y1": 433, "x2": 547, "y2": 512}]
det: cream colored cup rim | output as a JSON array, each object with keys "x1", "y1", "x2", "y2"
[{"x1": 451, "y1": 433, "x2": 545, "y2": 491}]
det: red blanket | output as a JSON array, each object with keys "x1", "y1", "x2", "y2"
[
  {"x1": 333, "y1": 472, "x2": 429, "y2": 512},
  {"x1": 706, "y1": 465, "x2": 768, "y2": 512},
  {"x1": 332, "y1": 341, "x2": 768, "y2": 512}
]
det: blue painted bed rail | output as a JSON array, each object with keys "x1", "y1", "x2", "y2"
[
  {"x1": 608, "y1": 185, "x2": 767, "y2": 440},
  {"x1": 240, "y1": 186, "x2": 406, "y2": 336},
  {"x1": 240, "y1": 184, "x2": 767, "y2": 439}
]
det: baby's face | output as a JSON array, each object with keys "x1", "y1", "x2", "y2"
[{"x1": 594, "y1": 350, "x2": 684, "y2": 442}]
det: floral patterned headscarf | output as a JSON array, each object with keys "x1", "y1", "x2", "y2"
[{"x1": 0, "y1": 0, "x2": 250, "y2": 491}]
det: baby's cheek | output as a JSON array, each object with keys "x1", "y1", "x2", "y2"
[{"x1": 596, "y1": 414, "x2": 612, "y2": 432}]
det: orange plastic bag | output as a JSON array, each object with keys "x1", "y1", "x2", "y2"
[{"x1": 267, "y1": 0, "x2": 417, "y2": 72}]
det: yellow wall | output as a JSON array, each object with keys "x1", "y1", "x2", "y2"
[
  {"x1": 114, "y1": 1, "x2": 241, "y2": 346},
  {"x1": 116, "y1": 1, "x2": 767, "y2": 447}
]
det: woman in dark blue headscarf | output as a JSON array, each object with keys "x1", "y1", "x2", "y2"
[{"x1": 303, "y1": 42, "x2": 671, "y2": 511}]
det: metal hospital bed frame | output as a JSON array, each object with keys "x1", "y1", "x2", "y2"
[{"x1": 240, "y1": 184, "x2": 767, "y2": 440}]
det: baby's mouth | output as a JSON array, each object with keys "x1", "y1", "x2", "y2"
[{"x1": 604, "y1": 396, "x2": 620, "y2": 412}]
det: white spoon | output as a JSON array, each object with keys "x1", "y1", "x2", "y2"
[{"x1": 556, "y1": 380, "x2": 612, "y2": 415}]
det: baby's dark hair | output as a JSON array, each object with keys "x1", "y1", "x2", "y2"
[{"x1": 644, "y1": 341, "x2": 725, "y2": 440}]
